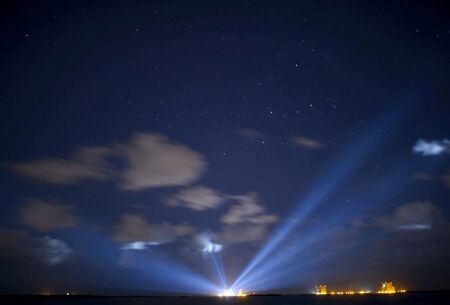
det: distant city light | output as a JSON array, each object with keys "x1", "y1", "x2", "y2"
[{"x1": 314, "y1": 281, "x2": 406, "y2": 296}]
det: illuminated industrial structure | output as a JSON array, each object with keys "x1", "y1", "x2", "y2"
[
  {"x1": 377, "y1": 281, "x2": 406, "y2": 294},
  {"x1": 315, "y1": 285, "x2": 327, "y2": 295},
  {"x1": 378, "y1": 281, "x2": 395, "y2": 294},
  {"x1": 329, "y1": 290, "x2": 371, "y2": 295},
  {"x1": 314, "y1": 281, "x2": 406, "y2": 296}
]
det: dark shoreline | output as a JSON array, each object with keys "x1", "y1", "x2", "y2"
[{"x1": 1, "y1": 290, "x2": 449, "y2": 298}]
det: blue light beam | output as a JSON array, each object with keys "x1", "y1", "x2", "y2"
[{"x1": 232, "y1": 110, "x2": 402, "y2": 290}]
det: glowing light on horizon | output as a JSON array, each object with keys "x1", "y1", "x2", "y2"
[
  {"x1": 217, "y1": 288, "x2": 247, "y2": 297},
  {"x1": 232, "y1": 110, "x2": 403, "y2": 290},
  {"x1": 311, "y1": 281, "x2": 405, "y2": 296}
]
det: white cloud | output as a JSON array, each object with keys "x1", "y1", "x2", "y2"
[
  {"x1": 412, "y1": 139, "x2": 450, "y2": 156},
  {"x1": 247, "y1": 214, "x2": 280, "y2": 225},
  {"x1": 10, "y1": 132, "x2": 207, "y2": 191},
  {"x1": 218, "y1": 224, "x2": 269, "y2": 245},
  {"x1": 292, "y1": 135, "x2": 324, "y2": 149},
  {"x1": 196, "y1": 232, "x2": 223, "y2": 253},
  {"x1": 113, "y1": 214, "x2": 194, "y2": 245},
  {"x1": 36, "y1": 236, "x2": 72, "y2": 265},
  {"x1": 10, "y1": 147, "x2": 114, "y2": 185},
  {"x1": 118, "y1": 132, "x2": 206, "y2": 190},
  {"x1": 165, "y1": 186, "x2": 224, "y2": 211},
  {"x1": 0, "y1": 229, "x2": 72, "y2": 266},
  {"x1": 221, "y1": 193, "x2": 276, "y2": 224},
  {"x1": 19, "y1": 199, "x2": 79, "y2": 232},
  {"x1": 120, "y1": 241, "x2": 161, "y2": 250},
  {"x1": 219, "y1": 193, "x2": 278, "y2": 244},
  {"x1": 375, "y1": 201, "x2": 447, "y2": 231}
]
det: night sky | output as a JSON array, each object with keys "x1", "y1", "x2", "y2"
[{"x1": 1, "y1": 0, "x2": 450, "y2": 295}]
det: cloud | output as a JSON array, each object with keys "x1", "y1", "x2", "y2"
[
  {"x1": 236, "y1": 128, "x2": 265, "y2": 140},
  {"x1": 19, "y1": 199, "x2": 79, "y2": 232},
  {"x1": 291, "y1": 135, "x2": 324, "y2": 149},
  {"x1": 0, "y1": 228, "x2": 32, "y2": 259},
  {"x1": 442, "y1": 171, "x2": 450, "y2": 188},
  {"x1": 412, "y1": 139, "x2": 450, "y2": 156},
  {"x1": 218, "y1": 224, "x2": 270, "y2": 245},
  {"x1": 165, "y1": 186, "x2": 224, "y2": 211},
  {"x1": 196, "y1": 232, "x2": 223, "y2": 253},
  {"x1": 375, "y1": 201, "x2": 447, "y2": 231},
  {"x1": 120, "y1": 241, "x2": 161, "y2": 250},
  {"x1": 113, "y1": 214, "x2": 194, "y2": 246},
  {"x1": 10, "y1": 132, "x2": 206, "y2": 191},
  {"x1": 0, "y1": 229, "x2": 71, "y2": 265},
  {"x1": 246, "y1": 213, "x2": 280, "y2": 225},
  {"x1": 9, "y1": 147, "x2": 114, "y2": 185},
  {"x1": 413, "y1": 170, "x2": 450, "y2": 189},
  {"x1": 413, "y1": 172, "x2": 435, "y2": 181},
  {"x1": 218, "y1": 193, "x2": 278, "y2": 244},
  {"x1": 119, "y1": 132, "x2": 206, "y2": 190},
  {"x1": 221, "y1": 193, "x2": 277, "y2": 225},
  {"x1": 396, "y1": 224, "x2": 432, "y2": 230},
  {"x1": 35, "y1": 236, "x2": 72, "y2": 265}
]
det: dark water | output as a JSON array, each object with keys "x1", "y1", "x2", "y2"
[{"x1": 2, "y1": 293, "x2": 450, "y2": 305}]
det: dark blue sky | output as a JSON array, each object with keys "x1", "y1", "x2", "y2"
[{"x1": 1, "y1": 0, "x2": 449, "y2": 295}]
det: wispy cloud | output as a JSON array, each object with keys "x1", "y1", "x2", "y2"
[
  {"x1": 120, "y1": 241, "x2": 161, "y2": 250},
  {"x1": 396, "y1": 224, "x2": 432, "y2": 230},
  {"x1": 412, "y1": 139, "x2": 450, "y2": 156},
  {"x1": 165, "y1": 186, "x2": 224, "y2": 211},
  {"x1": 0, "y1": 229, "x2": 72, "y2": 265},
  {"x1": 19, "y1": 199, "x2": 79, "y2": 232},
  {"x1": 291, "y1": 135, "x2": 324, "y2": 149},
  {"x1": 374, "y1": 201, "x2": 447, "y2": 231},
  {"x1": 9, "y1": 147, "x2": 114, "y2": 185},
  {"x1": 10, "y1": 132, "x2": 206, "y2": 191},
  {"x1": 236, "y1": 128, "x2": 265, "y2": 140},
  {"x1": 444, "y1": 172, "x2": 450, "y2": 188},
  {"x1": 36, "y1": 236, "x2": 72, "y2": 265},
  {"x1": 221, "y1": 193, "x2": 265, "y2": 224},
  {"x1": 218, "y1": 193, "x2": 278, "y2": 244},
  {"x1": 413, "y1": 172, "x2": 435, "y2": 181},
  {"x1": 218, "y1": 224, "x2": 270, "y2": 244},
  {"x1": 113, "y1": 214, "x2": 194, "y2": 247},
  {"x1": 0, "y1": 228, "x2": 31, "y2": 259},
  {"x1": 119, "y1": 132, "x2": 206, "y2": 190},
  {"x1": 413, "y1": 170, "x2": 450, "y2": 189}
]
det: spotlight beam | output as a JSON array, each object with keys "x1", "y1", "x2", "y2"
[
  {"x1": 232, "y1": 108, "x2": 406, "y2": 290},
  {"x1": 123, "y1": 249, "x2": 220, "y2": 293},
  {"x1": 234, "y1": 162, "x2": 413, "y2": 291},
  {"x1": 210, "y1": 252, "x2": 228, "y2": 288}
]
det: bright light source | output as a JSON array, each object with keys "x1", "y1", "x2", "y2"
[
  {"x1": 218, "y1": 288, "x2": 234, "y2": 297},
  {"x1": 203, "y1": 242, "x2": 223, "y2": 253},
  {"x1": 217, "y1": 288, "x2": 247, "y2": 297},
  {"x1": 198, "y1": 233, "x2": 223, "y2": 253}
]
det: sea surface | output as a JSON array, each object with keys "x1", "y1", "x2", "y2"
[{"x1": 2, "y1": 293, "x2": 450, "y2": 305}]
